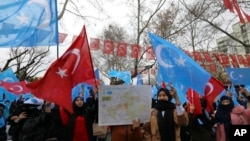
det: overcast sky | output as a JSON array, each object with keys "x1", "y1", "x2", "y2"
[{"x1": 0, "y1": 0, "x2": 136, "y2": 79}]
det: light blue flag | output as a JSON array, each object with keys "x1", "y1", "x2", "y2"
[
  {"x1": 228, "y1": 85, "x2": 240, "y2": 106},
  {"x1": 0, "y1": 87, "x2": 18, "y2": 106},
  {"x1": 172, "y1": 83, "x2": 187, "y2": 104},
  {"x1": 94, "y1": 69, "x2": 100, "y2": 80},
  {"x1": 148, "y1": 33, "x2": 211, "y2": 95},
  {"x1": 0, "y1": 0, "x2": 58, "y2": 47},
  {"x1": 136, "y1": 74, "x2": 143, "y2": 85},
  {"x1": 225, "y1": 68, "x2": 250, "y2": 85},
  {"x1": 245, "y1": 85, "x2": 250, "y2": 92},
  {"x1": 156, "y1": 70, "x2": 162, "y2": 88},
  {"x1": 0, "y1": 87, "x2": 18, "y2": 119},
  {"x1": 0, "y1": 68, "x2": 19, "y2": 82},
  {"x1": 72, "y1": 83, "x2": 92, "y2": 102},
  {"x1": 109, "y1": 70, "x2": 131, "y2": 84},
  {"x1": 151, "y1": 85, "x2": 158, "y2": 99}
]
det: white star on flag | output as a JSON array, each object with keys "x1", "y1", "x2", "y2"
[
  {"x1": 16, "y1": 12, "x2": 29, "y2": 25},
  {"x1": 175, "y1": 56, "x2": 186, "y2": 66},
  {"x1": 56, "y1": 68, "x2": 68, "y2": 78}
]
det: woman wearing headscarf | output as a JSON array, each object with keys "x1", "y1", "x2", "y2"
[
  {"x1": 215, "y1": 95, "x2": 250, "y2": 141},
  {"x1": 143, "y1": 87, "x2": 189, "y2": 141},
  {"x1": 60, "y1": 96, "x2": 94, "y2": 141},
  {"x1": 215, "y1": 96, "x2": 234, "y2": 141}
]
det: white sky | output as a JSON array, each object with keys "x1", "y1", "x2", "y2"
[
  {"x1": 0, "y1": 0, "x2": 134, "y2": 81},
  {"x1": 0, "y1": 0, "x2": 243, "y2": 80}
]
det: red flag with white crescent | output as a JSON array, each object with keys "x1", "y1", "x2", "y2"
[
  {"x1": 186, "y1": 88, "x2": 202, "y2": 116},
  {"x1": 116, "y1": 42, "x2": 127, "y2": 57},
  {"x1": 1, "y1": 81, "x2": 31, "y2": 95},
  {"x1": 131, "y1": 44, "x2": 141, "y2": 58},
  {"x1": 103, "y1": 40, "x2": 114, "y2": 54},
  {"x1": 204, "y1": 77, "x2": 225, "y2": 113},
  {"x1": 26, "y1": 26, "x2": 96, "y2": 113}
]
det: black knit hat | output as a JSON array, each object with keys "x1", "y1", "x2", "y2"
[{"x1": 157, "y1": 88, "x2": 173, "y2": 101}]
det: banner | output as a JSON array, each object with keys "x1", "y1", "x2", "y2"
[{"x1": 98, "y1": 85, "x2": 152, "y2": 126}]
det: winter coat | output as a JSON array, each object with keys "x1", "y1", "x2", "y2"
[
  {"x1": 143, "y1": 108, "x2": 189, "y2": 141},
  {"x1": 110, "y1": 125, "x2": 143, "y2": 141},
  {"x1": 215, "y1": 105, "x2": 250, "y2": 141}
]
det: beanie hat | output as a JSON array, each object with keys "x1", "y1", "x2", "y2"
[{"x1": 157, "y1": 88, "x2": 172, "y2": 101}]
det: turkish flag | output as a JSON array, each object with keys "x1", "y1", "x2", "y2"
[
  {"x1": 26, "y1": 26, "x2": 96, "y2": 113},
  {"x1": 220, "y1": 53, "x2": 230, "y2": 65},
  {"x1": 59, "y1": 33, "x2": 67, "y2": 43},
  {"x1": 204, "y1": 77, "x2": 224, "y2": 113},
  {"x1": 161, "y1": 81, "x2": 167, "y2": 88},
  {"x1": 232, "y1": 0, "x2": 245, "y2": 24},
  {"x1": 146, "y1": 46, "x2": 155, "y2": 60},
  {"x1": 237, "y1": 54, "x2": 247, "y2": 64},
  {"x1": 131, "y1": 44, "x2": 141, "y2": 58},
  {"x1": 90, "y1": 38, "x2": 100, "y2": 51},
  {"x1": 103, "y1": 40, "x2": 114, "y2": 54},
  {"x1": 223, "y1": 0, "x2": 234, "y2": 12},
  {"x1": 116, "y1": 42, "x2": 127, "y2": 57},
  {"x1": 242, "y1": 10, "x2": 250, "y2": 23},
  {"x1": 193, "y1": 51, "x2": 202, "y2": 61},
  {"x1": 230, "y1": 54, "x2": 238, "y2": 63},
  {"x1": 186, "y1": 88, "x2": 202, "y2": 116},
  {"x1": 213, "y1": 53, "x2": 221, "y2": 62},
  {"x1": 209, "y1": 64, "x2": 217, "y2": 72},
  {"x1": 245, "y1": 54, "x2": 250, "y2": 66},
  {"x1": 203, "y1": 52, "x2": 212, "y2": 62},
  {"x1": 231, "y1": 61, "x2": 239, "y2": 68},
  {"x1": 1, "y1": 81, "x2": 31, "y2": 95}
]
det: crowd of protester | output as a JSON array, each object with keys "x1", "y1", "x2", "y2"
[{"x1": 0, "y1": 84, "x2": 249, "y2": 141}]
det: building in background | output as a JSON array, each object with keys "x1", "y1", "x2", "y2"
[{"x1": 216, "y1": 21, "x2": 250, "y2": 55}]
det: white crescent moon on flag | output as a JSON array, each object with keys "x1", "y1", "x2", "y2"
[
  {"x1": 3, "y1": 77, "x2": 15, "y2": 82},
  {"x1": 105, "y1": 42, "x2": 112, "y2": 51},
  {"x1": 28, "y1": 0, "x2": 51, "y2": 29},
  {"x1": 229, "y1": 71, "x2": 238, "y2": 80},
  {"x1": 206, "y1": 82, "x2": 214, "y2": 96},
  {"x1": 10, "y1": 85, "x2": 23, "y2": 93},
  {"x1": 155, "y1": 45, "x2": 173, "y2": 68},
  {"x1": 62, "y1": 48, "x2": 80, "y2": 74}
]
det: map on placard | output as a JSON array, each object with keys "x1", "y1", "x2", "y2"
[{"x1": 98, "y1": 85, "x2": 152, "y2": 126}]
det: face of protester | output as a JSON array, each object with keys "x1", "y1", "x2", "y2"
[
  {"x1": 74, "y1": 97, "x2": 84, "y2": 107},
  {"x1": 158, "y1": 91, "x2": 169, "y2": 101},
  {"x1": 221, "y1": 99, "x2": 231, "y2": 105}
]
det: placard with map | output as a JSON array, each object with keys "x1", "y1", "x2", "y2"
[{"x1": 98, "y1": 85, "x2": 152, "y2": 126}]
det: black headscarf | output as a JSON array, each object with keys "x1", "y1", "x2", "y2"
[
  {"x1": 155, "y1": 88, "x2": 176, "y2": 141},
  {"x1": 215, "y1": 96, "x2": 234, "y2": 140},
  {"x1": 66, "y1": 96, "x2": 90, "y2": 141},
  {"x1": 215, "y1": 96, "x2": 234, "y2": 123},
  {"x1": 155, "y1": 88, "x2": 175, "y2": 110}
]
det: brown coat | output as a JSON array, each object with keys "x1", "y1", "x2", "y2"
[
  {"x1": 143, "y1": 108, "x2": 189, "y2": 141},
  {"x1": 110, "y1": 125, "x2": 143, "y2": 141}
]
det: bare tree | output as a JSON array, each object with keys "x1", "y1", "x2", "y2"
[
  {"x1": 2, "y1": 47, "x2": 52, "y2": 81},
  {"x1": 91, "y1": 24, "x2": 133, "y2": 84},
  {"x1": 1, "y1": 0, "x2": 106, "y2": 81},
  {"x1": 115, "y1": 0, "x2": 167, "y2": 84},
  {"x1": 179, "y1": 0, "x2": 250, "y2": 48}
]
